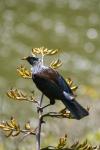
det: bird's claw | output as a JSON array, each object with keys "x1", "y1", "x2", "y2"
[{"x1": 37, "y1": 106, "x2": 43, "y2": 113}]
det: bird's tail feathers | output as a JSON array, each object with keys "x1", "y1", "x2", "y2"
[{"x1": 62, "y1": 91, "x2": 89, "y2": 120}]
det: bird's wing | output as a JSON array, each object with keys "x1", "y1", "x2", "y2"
[
  {"x1": 33, "y1": 69, "x2": 63, "y2": 100},
  {"x1": 34, "y1": 68, "x2": 73, "y2": 95},
  {"x1": 56, "y1": 75, "x2": 74, "y2": 95},
  {"x1": 33, "y1": 68, "x2": 59, "y2": 88}
]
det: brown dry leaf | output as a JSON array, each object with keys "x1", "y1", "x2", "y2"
[
  {"x1": 56, "y1": 134, "x2": 67, "y2": 149},
  {"x1": 71, "y1": 85, "x2": 78, "y2": 91},
  {"x1": 66, "y1": 78, "x2": 78, "y2": 93},
  {"x1": 50, "y1": 59, "x2": 62, "y2": 69},
  {"x1": 7, "y1": 88, "x2": 36, "y2": 103},
  {"x1": 7, "y1": 89, "x2": 28, "y2": 101},
  {"x1": 0, "y1": 123, "x2": 6, "y2": 129},
  {"x1": 32, "y1": 47, "x2": 59, "y2": 56},
  {"x1": 59, "y1": 108, "x2": 73, "y2": 119},
  {"x1": 32, "y1": 48, "x2": 41, "y2": 55},
  {"x1": 17, "y1": 65, "x2": 32, "y2": 79},
  {"x1": 46, "y1": 49, "x2": 58, "y2": 55},
  {"x1": 11, "y1": 117, "x2": 20, "y2": 130},
  {"x1": 25, "y1": 121, "x2": 31, "y2": 130},
  {"x1": 66, "y1": 78, "x2": 73, "y2": 86},
  {"x1": 6, "y1": 121, "x2": 15, "y2": 128}
]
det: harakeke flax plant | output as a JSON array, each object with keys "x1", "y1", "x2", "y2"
[{"x1": 0, "y1": 47, "x2": 98, "y2": 150}]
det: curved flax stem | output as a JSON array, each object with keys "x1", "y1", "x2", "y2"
[
  {"x1": 42, "y1": 112, "x2": 63, "y2": 118},
  {"x1": 36, "y1": 93, "x2": 44, "y2": 150}
]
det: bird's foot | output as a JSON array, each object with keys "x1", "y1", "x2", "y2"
[
  {"x1": 42, "y1": 104, "x2": 51, "y2": 109},
  {"x1": 37, "y1": 106, "x2": 43, "y2": 113},
  {"x1": 37, "y1": 104, "x2": 51, "y2": 113}
]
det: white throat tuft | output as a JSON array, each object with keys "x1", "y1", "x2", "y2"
[{"x1": 31, "y1": 60, "x2": 48, "y2": 74}]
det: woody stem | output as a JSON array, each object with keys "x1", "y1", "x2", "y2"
[{"x1": 36, "y1": 93, "x2": 44, "y2": 150}]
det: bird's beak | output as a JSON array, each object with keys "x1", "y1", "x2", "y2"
[{"x1": 21, "y1": 57, "x2": 28, "y2": 60}]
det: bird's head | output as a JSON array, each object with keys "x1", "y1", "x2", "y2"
[{"x1": 22, "y1": 56, "x2": 40, "y2": 66}]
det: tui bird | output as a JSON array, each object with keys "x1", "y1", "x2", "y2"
[{"x1": 23, "y1": 56, "x2": 89, "y2": 120}]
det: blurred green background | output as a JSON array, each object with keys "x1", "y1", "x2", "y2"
[{"x1": 0, "y1": 0, "x2": 100, "y2": 149}]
